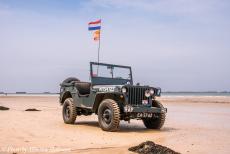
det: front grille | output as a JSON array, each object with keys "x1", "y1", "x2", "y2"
[{"x1": 126, "y1": 86, "x2": 148, "y2": 106}]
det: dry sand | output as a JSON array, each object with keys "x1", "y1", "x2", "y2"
[{"x1": 0, "y1": 95, "x2": 230, "y2": 154}]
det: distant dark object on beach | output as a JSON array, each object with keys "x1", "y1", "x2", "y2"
[
  {"x1": 16, "y1": 92, "x2": 27, "y2": 94},
  {"x1": 0, "y1": 92, "x2": 7, "y2": 96},
  {"x1": 25, "y1": 108, "x2": 41, "y2": 111},
  {"x1": 129, "y1": 141, "x2": 180, "y2": 154},
  {"x1": 43, "y1": 92, "x2": 51, "y2": 94},
  {"x1": 0, "y1": 106, "x2": 10, "y2": 110}
]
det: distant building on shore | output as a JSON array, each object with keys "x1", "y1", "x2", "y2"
[
  {"x1": 16, "y1": 92, "x2": 27, "y2": 94},
  {"x1": 43, "y1": 92, "x2": 51, "y2": 94}
]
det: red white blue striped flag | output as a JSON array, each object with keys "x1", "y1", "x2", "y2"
[{"x1": 88, "y1": 19, "x2": 101, "y2": 31}]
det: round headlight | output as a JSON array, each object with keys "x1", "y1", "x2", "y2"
[
  {"x1": 150, "y1": 89, "x2": 154, "y2": 95},
  {"x1": 145, "y1": 90, "x2": 151, "y2": 97},
  {"x1": 121, "y1": 87, "x2": 127, "y2": 93}
]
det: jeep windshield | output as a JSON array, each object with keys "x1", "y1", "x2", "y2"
[{"x1": 90, "y1": 62, "x2": 133, "y2": 85}]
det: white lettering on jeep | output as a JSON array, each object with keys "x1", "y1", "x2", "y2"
[{"x1": 99, "y1": 87, "x2": 115, "y2": 92}]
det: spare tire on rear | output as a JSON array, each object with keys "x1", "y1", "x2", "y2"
[{"x1": 62, "y1": 77, "x2": 80, "y2": 84}]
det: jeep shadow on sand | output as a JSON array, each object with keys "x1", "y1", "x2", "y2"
[{"x1": 59, "y1": 62, "x2": 167, "y2": 131}]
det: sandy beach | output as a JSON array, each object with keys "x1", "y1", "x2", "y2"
[{"x1": 0, "y1": 95, "x2": 230, "y2": 154}]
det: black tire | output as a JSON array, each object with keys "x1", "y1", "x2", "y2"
[
  {"x1": 62, "y1": 77, "x2": 80, "y2": 84},
  {"x1": 62, "y1": 98, "x2": 77, "y2": 124},
  {"x1": 142, "y1": 100, "x2": 166, "y2": 129},
  {"x1": 98, "y1": 99, "x2": 120, "y2": 131}
]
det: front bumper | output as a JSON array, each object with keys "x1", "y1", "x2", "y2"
[{"x1": 124, "y1": 105, "x2": 167, "y2": 113}]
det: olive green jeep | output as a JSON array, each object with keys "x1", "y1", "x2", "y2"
[{"x1": 59, "y1": 62, "x2": 167, "y2": 131}]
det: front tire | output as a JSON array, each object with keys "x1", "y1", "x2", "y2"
[
  {"x1": 142, "y1": 100, "x2": 166, "y2": 129},
  {"x1": 98, "y1": 99, "x2": 120, "y2": 131},
  {"x1": 62, "y1": 98, "x2": 77, "y2": 124}
]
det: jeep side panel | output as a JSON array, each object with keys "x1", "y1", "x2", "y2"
[
  {"x1": 60, "y1": 85, "x2": 91, "y2": 107},
  {"x1": 72, "y1": 90, "x2": 96, "y2": 109}
]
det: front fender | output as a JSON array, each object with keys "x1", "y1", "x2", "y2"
[{"x1": 92, "y1": 92, "x2": 122, "y2": 113}]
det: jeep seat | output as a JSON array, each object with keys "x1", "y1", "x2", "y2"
[{"x1": 74, "y1": 82, "x2": 91, "y2": 95}]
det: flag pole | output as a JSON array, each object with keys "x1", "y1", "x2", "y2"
[
  {"x1": 98, "y1": 31, "x2": 101, "y2": 64},
  {"x1": 97, "y1": 20, "x2": 101, "y2": 74}
]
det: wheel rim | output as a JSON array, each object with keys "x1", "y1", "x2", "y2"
[
  {"x1": 65, "y1": 105, "x2": 71, "y2": 120},
  {"x1": 102, "y1": 108, "x2": 112, "y2": 124}
]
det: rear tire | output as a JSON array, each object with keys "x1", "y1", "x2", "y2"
[
  {"x1": 142, "y1": 100, "x2": 166, "y2": 129},
  {"x1": 62, "y1": 98, "x2": 77, "y2": 124},
  {"x1": 98, "y1": 99, "x2": 120, "y2": 131}
]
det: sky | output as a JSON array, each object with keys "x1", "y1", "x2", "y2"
[{"x1": 0, "y1": 0, "x2": 230, "y2": 93}]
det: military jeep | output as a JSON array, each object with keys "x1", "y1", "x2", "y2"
[{"x1": 59, "y1": 62, "x2": 167, "y2": 131}]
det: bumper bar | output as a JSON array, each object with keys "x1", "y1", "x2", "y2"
[{"x1": 124, "y1": 105, "x2": 167, "y2": 113}]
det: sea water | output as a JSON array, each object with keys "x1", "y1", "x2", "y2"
[{"x1": 162, "y1": 92, "x2": 230, "y2": 97}]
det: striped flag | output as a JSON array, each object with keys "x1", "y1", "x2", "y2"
[
  {"x1": 88, "y1": 19, "x2": 101, "y2": 41},
  {"x1": 88, "y1": 19, "x2": 101, "y2": 31}
]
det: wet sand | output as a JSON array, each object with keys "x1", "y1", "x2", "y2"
[{"x1": 0, "y1": 96, "x2": 230, "y2": 154}]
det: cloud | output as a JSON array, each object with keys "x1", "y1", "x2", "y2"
[
  {"x1": 0, "y1": 3, "x2": 11, "y2": 16},
  {"x1": 90, "y1": 0, "x2": 207, "y2": 13},
  {"x1": 87, "y1": 0, "x2": 230, "y2": 23}
]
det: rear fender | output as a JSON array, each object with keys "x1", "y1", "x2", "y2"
[{"x1": 60, "y1": 91, "x2": 73, "y2": 105}]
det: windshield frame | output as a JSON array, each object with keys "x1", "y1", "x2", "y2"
[{"x1": 90, "y1": 62, "x2": 133, "y2": 85}]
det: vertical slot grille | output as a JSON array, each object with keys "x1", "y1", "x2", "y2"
[{"x1": 127, "y1": 86, "x2": 147, "y2": 106}]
